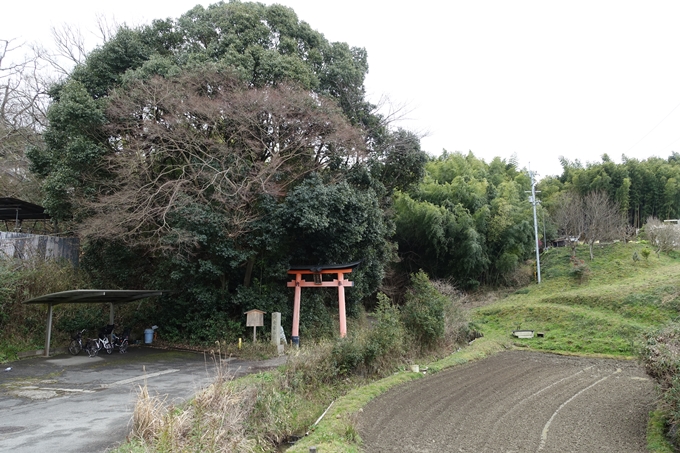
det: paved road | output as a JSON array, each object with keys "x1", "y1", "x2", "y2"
[
  {"x1": 358, "y1": 351, "x2": 656, "y2": 453},
  {"x1": 0, "y1": 347, "x2": 284, "y2": 453}
]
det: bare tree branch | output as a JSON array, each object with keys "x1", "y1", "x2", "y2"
[
  {"x1": 552, "y1": 190, "x2": 626, "y2": 260},
  {"x1": 77, "y1": 71, "x2": 366, "y2": 253},
  {"x1": 582, "y1": 191, "x2": 626, "y2": 260},
  {"x1": 0, "y1": 39, "x2": 51, "y2": 198}
]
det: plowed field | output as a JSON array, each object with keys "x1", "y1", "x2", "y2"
[{"x1": 358, "y1": 351, "x2": 655, "y2": 453}]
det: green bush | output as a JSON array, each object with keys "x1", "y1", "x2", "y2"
[
  {"x1": 298, "y1": 292, "x2": 337, "y2": 341},
  {"x1": 331, "y1": 336, "x2": 366, "y2": 377},
  {"x1": 402, "y1": 270, "x2": 447, "y2": 348},
  {"x1": 364, "y1": 293, "x2": 405, "y2": 364},
  {"x1": 569, "y1": 257, "x2": 590, "y2": 284},
  {"x1": 641, "y1": 248, "x2": 651, "y2": 261},
  {"x1": 640, "y1": 323, "x2": 680, "y2": 450},
  {"x1": 0, "y1": 257, "x2": 89, "y2": 361}
]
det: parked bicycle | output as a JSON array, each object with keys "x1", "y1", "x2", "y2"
[
  {"x1": 85, "y1": 325, "x2": 115, "y2": 357},
  {"x1": 112, "y1": 327, "x2": 130, "y2": 353},
  {"x1": 68, "y1": 329, "x2": 86, "y2": 355}
]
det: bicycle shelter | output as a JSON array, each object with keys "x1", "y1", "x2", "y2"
[
  {"x1": 287, "y1": 261, "x2": 360, "y2": 345},
  {"x1": 23, "y1": 289, "x2": 169, "y2": 356}
]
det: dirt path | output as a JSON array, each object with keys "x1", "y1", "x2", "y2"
[{"x1": 358, "y1": 351, "x2": 655, "y2": 453}]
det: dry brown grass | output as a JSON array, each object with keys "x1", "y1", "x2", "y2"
[{"x1": 129, "y1": 361, "x2": 258, "y2": 453}]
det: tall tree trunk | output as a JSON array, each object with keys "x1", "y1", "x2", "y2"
[{"x1": 243, "y1": 256, "x2": 255, "y2": 287}]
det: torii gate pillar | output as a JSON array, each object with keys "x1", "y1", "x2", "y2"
[{"x1": 287, "y1": 262, "x2": 360, "y2": 346}]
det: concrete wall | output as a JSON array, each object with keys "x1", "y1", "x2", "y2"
[{"x1": 0, "y1": 232, "x2": 80, "y2": 267}]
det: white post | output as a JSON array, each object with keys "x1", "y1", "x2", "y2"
[{"x1": 529, "y1": 165, "x2": 542, "y2": 284}]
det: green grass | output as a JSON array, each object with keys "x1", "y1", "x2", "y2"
[
  {"x1": 473, "y1": 243, "x2": 680, "y2": 358},
  {"x1": 648, "y1": 410, "x2": 675, "y2": 453}
]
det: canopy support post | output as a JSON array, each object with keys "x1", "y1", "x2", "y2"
[
  {"x1": 109, "y1": 303, "x2": 115, "y2": 342},
  {"x1": 44, "y1": 303, "x2": 53, "y2": 357}
]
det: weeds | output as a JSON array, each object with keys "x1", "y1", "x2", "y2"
[
  {"x1": 127, "y1": 359, "x2": 257, "y2": 453},
  {"x1": 0, "y1": 257, "x2": 89, "y2": 361}
]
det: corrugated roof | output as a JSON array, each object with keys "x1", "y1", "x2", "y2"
[
  {"x1": 23, "y1": 289, "x2": 168, "y2": 305},
  {"x1": 0, "y1": 197, "x2": 50, "y2": 221}
]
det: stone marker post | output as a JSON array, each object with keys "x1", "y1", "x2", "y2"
[{"x1": 271, "y1": 312, "x2": 283, "y2": 354}]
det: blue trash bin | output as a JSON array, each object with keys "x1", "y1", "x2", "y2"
[{"x1": 144, "y1": 329, "x2": 154, "y2": 344}]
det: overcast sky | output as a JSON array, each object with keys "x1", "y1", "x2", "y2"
[{"x1": 4, "y1": 0, "x2": 680, "y2": 179}]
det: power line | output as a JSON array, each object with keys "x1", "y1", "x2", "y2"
[{"x1": 626, "y1": 99, "x2": 680, "y2": 153}]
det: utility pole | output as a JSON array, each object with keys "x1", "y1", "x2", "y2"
[{"x1": 527, "y1": 165, "x2": 541, "y2": 284}]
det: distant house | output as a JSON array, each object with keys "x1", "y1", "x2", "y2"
[{"x1": 551, "y1": 236, "x2": 581, "y2": 248}]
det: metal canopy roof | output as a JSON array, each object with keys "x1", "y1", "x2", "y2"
[
  {"x1": 24, "y1": 289, "x2": 169, "y2": 357},
  {"x1": 0, "y1": 197, "x2": 50, "y2": 221},
  {"x1": 23, "y1": 289, "x2": 169, "y2": 306},
  {"x1": 288, "y1": 261, "x2": 361, "y2": 273}
]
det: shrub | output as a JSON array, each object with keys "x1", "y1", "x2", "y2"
[
  {"x1": 402, "y1": 270, "x2": 447, "y2": 349},
  {"x1": 363, "y1": 293, "x2": 406, "y2": 371},
  {"x1": 569, "y1": 257, "x2": 590, "y2": 284},
  {"x1": 640, "y1": 323, "x2": 680, "y2": 449},
  {"x1": 429, "y1": 279, "x2": 470, "y2": 344},
  {"x1": 640, "y1": 323, "x2": 680, "y2": 388},
  {"x1": 645, "y1": 217, "x2": 680, "y2": 255},
  {"x1": 331, "y1": 336, "x2": 367, "y2": 376},
  {"x1": 0, "y1": 257, "x2": 89, "y2": 360},
  {"x1": 641, "y1": 248, "x2": 651, "y2": 261},
  {"x1": 502, "y1": 261, "x2": 535, "y2": 287}
]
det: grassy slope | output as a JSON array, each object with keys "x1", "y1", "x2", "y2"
[
  {"x1": 476, "y1": 243, "x2": 680, "y2": 357},
  {"x1": 294, "y1": 242, "x2": 680, "y2": 452}
]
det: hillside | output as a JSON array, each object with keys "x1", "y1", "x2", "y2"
[{"x1": 472, "y1": 242, "x2": 680, "y2": 357}]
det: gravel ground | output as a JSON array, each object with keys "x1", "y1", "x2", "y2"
[{"x1": 358, "y1": 351, "x2": 656, "y2": 453}]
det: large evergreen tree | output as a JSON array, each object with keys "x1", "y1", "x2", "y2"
[{"x1": 27, "y1": 1, "x2": 426, "y2": 341}]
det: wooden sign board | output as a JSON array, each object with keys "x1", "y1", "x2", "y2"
[{"x1": 245, "y1": 309, "x2": 265, "y2": 327}]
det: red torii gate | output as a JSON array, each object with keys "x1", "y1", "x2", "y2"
[{"x1": 287, "y1": 261, "x2": 360, "y2": 346}]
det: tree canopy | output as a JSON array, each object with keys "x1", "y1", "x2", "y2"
[
  {"x1": 26, "y1": 1, "x2": 425, "y2": 341},
  {"x1": 394, "y1": 152, "x2": 535, "y2": 288}
]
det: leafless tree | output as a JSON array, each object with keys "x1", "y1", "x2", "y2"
[
  {"x1": 0, "y1": 39, "x2": 50, "y2": 199},
  {"x1": 582, "y1": 190, "x2": 626, "y2": 260},
  {"x1": 645, "y1": 216, "x2": 680, "y2": 256},
  {"x1": 551, "y1": 191, "x2": 585, "y2": 257},
  {"x1": 94, "y1": 14, "x2": 121, "y2": 44},
  {"x1": 31, "y1": 23, "x2": 93, "y2": 77},
  {"x1": 77, "y1": 70, "x2": 366, "y2": 253},
  {"x1": 553, "y1": 190, "x2": 626, "y2": 260}
]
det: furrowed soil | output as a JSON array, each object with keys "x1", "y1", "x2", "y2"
[{"x1": 358, "y1": 351, "x2": 655, "y2": 453}]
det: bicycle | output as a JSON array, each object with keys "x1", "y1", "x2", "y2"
[
  {"x1": 85, "y1": 335, "x2": 113, "y2": 357},
  {"x1": 85, "y1": 325, "x2": 115, "y2": 357},
  {"x1": 68, "y1": 329, "x2": 86, "y2": 355},
  {"x1": 112, "y1": 328, "x2": 130, "y2": 354}
]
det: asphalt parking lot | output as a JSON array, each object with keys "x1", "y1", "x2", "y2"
[{"x1": 0, "y1": 346, "x2": 286, "y2": 453}]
